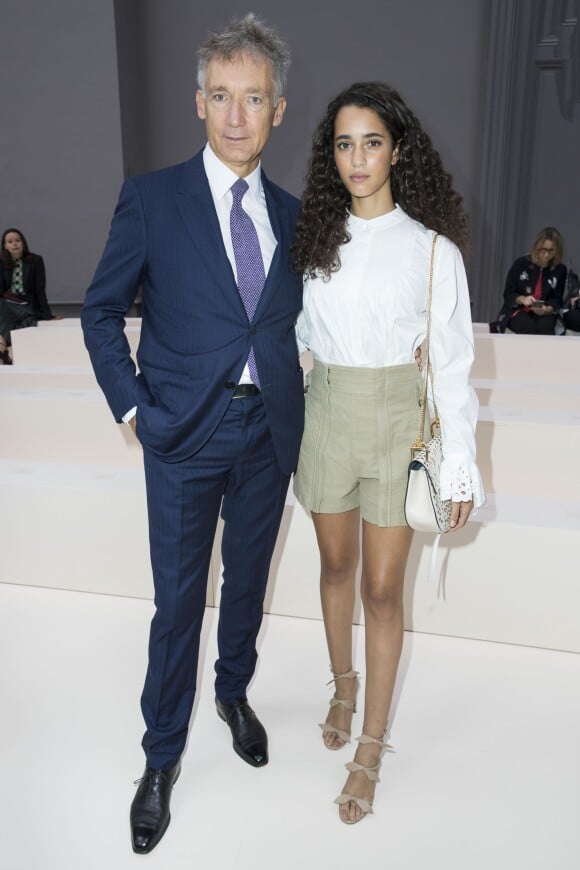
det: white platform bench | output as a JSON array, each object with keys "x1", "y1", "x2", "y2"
[{"x1": 2, "y1": 321, "x2": 579, "y2": 652}]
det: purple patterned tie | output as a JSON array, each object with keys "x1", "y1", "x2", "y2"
[{"x1": 230, "y1": 178, "x2": 266, "y2": 387}]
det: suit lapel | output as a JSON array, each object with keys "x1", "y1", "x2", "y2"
[
  {"x1": 22, "y1": 259, "x2": 32, "y2": 289},
  {"x1": 175, "y1": 154, "x2": 239, "y2": 298},
  {"x1": 252, "y1": 172, "x2": 289, "y2": 321},
  {"x1": 176, "y1": 155, "x2": 292, "y2": 322}
]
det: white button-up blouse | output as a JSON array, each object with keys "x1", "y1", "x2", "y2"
[{"x1": 296, "y1": 205, "x2": 485, "y2": 506}]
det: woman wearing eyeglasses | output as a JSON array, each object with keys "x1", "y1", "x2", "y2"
[{"x1": 502, "y1": 227, "x2": 566, "y2": 335}]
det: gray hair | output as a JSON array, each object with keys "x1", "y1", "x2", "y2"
[{"x1": 197, "y1": 13, "x2": 291, "y2": 104}]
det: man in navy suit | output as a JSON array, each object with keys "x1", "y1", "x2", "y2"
[{"x1": 81, "y1": 14, "x2": 303, "y2": 854}]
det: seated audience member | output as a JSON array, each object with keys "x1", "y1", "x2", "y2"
[
  {"x1": 562, "y1": 269, "x2": 580, "y2": 333},
  {"x1": 0, "y1": 228, "x2": 57, "y2": 364},
  {"x1": 500, "y1": 227, "x2": 566, "y2": 335}
]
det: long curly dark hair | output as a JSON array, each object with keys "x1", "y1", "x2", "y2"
[{"x1": 292, "y1": 82, "x2": 469, "y2": 278}]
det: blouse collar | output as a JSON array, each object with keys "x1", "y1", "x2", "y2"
[{"x1": 347, "y1": 203, "x2": 406, "y2": 232}]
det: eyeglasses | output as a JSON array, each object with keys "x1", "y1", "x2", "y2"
[{"x1": 538, "y1": 247, "x2": 555, "y2": 255}]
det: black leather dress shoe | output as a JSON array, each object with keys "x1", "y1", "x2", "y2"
[
  {"x1": 130, "y1": 762, "x2": 181, "y2": 854},
  {"x1": 216, "y1": 698, "x2": 268, "y2": 767}
]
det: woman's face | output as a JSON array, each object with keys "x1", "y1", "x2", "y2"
[
  {"x1": 334, "y1": 105, "x2": 399, "y2": 213},
  {"x1": 534, "y1": 238, "x2": 556, "y2": 267},
  {"x1": 3, "y1": 232, "x2": 24, "y2": 260}
]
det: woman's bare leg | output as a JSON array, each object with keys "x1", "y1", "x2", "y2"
[
  {"x1": 338, "y1": 521, "x2": 413, "y2": 822},
  {"x1": 312, "y1": 509, "x2": 360, "y2": 749}
]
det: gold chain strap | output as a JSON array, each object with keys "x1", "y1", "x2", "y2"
[{"x1": 411, "y1": 233, "x2": 439, "y2": 456}]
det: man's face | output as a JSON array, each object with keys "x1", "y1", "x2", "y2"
[{"x1": 196, "y1": 53, "x2": 286, "y2": 176}]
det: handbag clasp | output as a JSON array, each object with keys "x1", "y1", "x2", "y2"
[{"x1": 410, "y1": 438, "x2": 427, "y2": 460}]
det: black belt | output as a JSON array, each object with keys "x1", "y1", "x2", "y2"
[{"x1": 232, "y1": 383, "x2": 261, "y2": 398}]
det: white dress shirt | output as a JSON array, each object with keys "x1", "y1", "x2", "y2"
[
  {"x1": 203, "y1": 143, "x2": 277, "y2": 385},
  {"x1": 296, "y1": 205, "x2": 485, "y2": 506}
]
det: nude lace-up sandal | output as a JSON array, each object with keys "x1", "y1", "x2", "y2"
[
  {"x1": 319, "y1": 667, "x2": 359, "y2": 750},
  {"x1": 334, "y1": 733, "x2": 394, "y2": 823}
]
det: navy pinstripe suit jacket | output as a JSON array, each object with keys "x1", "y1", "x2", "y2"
[{"x1": 81, "y1": 150, "x2": 304, "y2": 473}]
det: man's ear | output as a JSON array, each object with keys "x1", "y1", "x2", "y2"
[
  {"x1": 195, "y1": 89, "x2": 206, "y2": 120},
  {"x1": 272, "y1": 96, "x2": 287, "y2": 128}
]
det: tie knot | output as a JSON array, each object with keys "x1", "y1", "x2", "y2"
[{"x1": 231, "y1": 177, "x2": 249, "y2": 206}]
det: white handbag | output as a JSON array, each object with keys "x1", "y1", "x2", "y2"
[{"x1": 404, "y1": 234, "x2": 452, "y2": 535}]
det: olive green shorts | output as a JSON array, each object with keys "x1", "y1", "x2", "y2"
[{"x1": 293, "y1": 359, "x2": 423, "y2": 527}]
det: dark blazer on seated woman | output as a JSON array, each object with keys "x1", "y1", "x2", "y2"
[
  {"x1": 499, "y1": 226, "x2": 567, "y2": 335},
  {"x1": 503, "y1": 256, "x2": 567, "y2": 313},
  {"x1": 0, "y1": 252, "x2": 54, "y2": 320}
]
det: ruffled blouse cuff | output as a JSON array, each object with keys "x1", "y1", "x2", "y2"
[{"x1": 440, "y1": 455, "x2": 486, "y2": 508}]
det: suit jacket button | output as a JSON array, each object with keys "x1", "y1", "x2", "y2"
[
  {"x1": 297, "y1": 365, "x2": 303, "y2": 373},
  {"x1": 251, "y1": 327, "x2": 258, "y2": 335},
  {"x1": 225, "y1": 380, "x2": 236, "y2": 390}
]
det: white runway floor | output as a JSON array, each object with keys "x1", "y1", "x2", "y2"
[{"x1": 1, "y1": 582, "x2": 579, "y2": 870}]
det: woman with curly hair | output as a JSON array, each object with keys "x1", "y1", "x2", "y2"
[{"x1": 292, "y1": 82, "x2": 485, "y2": 824}]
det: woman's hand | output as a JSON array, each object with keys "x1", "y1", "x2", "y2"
[
  {"x1": 518, "y1": 294, "x2": 535, "y2": 307},
  {"x1": 449, "y1": 500, "x2": 473, "y2": 530}
]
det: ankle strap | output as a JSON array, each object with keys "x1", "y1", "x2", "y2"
[
  {"x1": 345, "y1": 760, "x2": 381, "y2": 782},
  {"x1": 326, "y1": 667, "x2": 359, "y2": 686},
  {"x1": 355, "y1": 733, "x2": 394, "y2": 752}
]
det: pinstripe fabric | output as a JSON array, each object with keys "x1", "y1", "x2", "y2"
[
  {"x1": 81, "y1": 150, "x2": 304, "y2": 473},
  {"x1": 81, "y1": 149, "x2": 304, "y2": 769}
]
